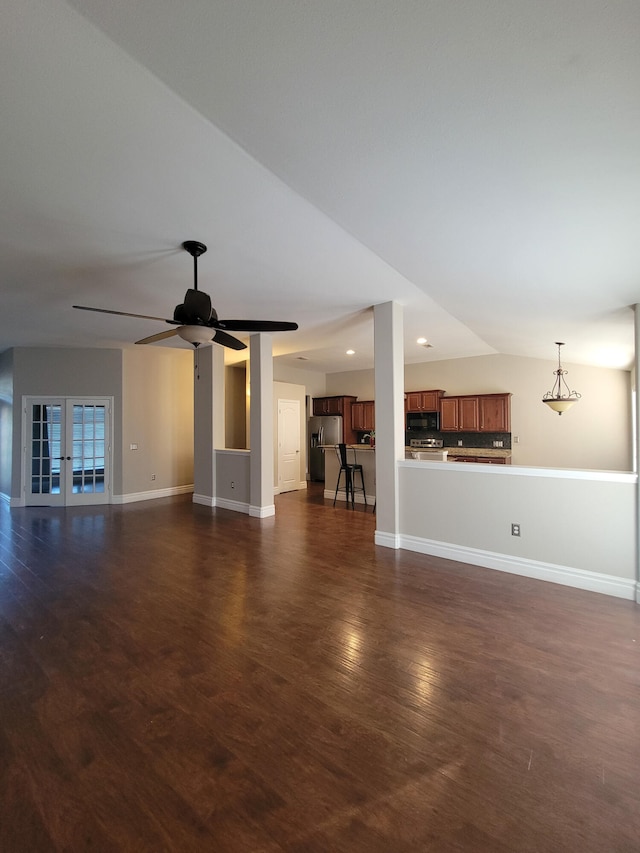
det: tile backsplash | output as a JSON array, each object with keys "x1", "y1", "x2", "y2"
[{"x1": 406, "y1": 430, "x2": 512, "y2": 450}]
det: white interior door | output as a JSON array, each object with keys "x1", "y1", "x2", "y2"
[
  {"x1": 277, "y1": 399, "x2": 300, "y2": 493},
  {"x1": 25, "y1": 398, "x2": 111, "y2": 506}
]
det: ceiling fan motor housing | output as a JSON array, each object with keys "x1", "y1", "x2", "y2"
[{"x1": 174, "y1": 289, "x2": 214, "y2": 325}]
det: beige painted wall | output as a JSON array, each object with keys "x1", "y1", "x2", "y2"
[
  {"x1": 273, "y1": 362, "x2": 326, "y2": 397},
  {"x1": 326, "y1": 353, "x2": 633, "y2": 471},
  {"x1": 122, "y1": 347, "x2": 194, "y2": 495},
  {"x1": 225, "y1": 364, "x2": 247, "y2": 449}
]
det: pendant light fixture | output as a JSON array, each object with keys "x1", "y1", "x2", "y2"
[{"x1": 542, "y1": 342, "x2": 581, "y2": 415}]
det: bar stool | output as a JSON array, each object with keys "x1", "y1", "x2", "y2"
[{"x1": 333, "y1": 444, "x2": 367, "y2": 509}]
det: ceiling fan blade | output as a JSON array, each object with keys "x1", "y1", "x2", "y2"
[
  {"x1": 213, "y1": 330, "x2": 247, "y2": 351},
  {"x1": 73, "y1": 305, "x2": 178, "y2": 324},
  {"x1": 135, "y1": 329, "x2": 179, "y2": 345},
  {"x1": 214, "y1": 319, "x2": 298, "y2": 332}
]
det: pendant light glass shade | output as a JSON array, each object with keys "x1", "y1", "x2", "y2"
[{"x1": 542, "y1": 342, "x2": 581, "y2": 415}]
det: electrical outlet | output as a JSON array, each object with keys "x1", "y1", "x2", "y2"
[
  {"x1": 151, "y1": 474, "x2": 156, "y2": 481},
  {"x1": 511, "y1": 523, "x2": 521, "y2": 537},
  {"x1": 458, "y1": 440, "x2": 463, "y2": 446},
  {"x1": 514, "y1": 435, "x2": 520, "y2": 444},
  {"x1": 493, "y1": 440, "x2": 503, "y2": 448},
  {"x1": 130, "y1": 443, "x2": 138, "y2": 450},
  {"x1": 231, "y1": 481, "x2": 235, "y2": 489}
]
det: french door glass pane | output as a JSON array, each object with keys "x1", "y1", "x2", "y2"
[
  {"x1": 30, "y1": 404, "x2": 61, "y2": 494},
  {"x1": 71, "y1": 404, "x2": 106, "y2": 494}
]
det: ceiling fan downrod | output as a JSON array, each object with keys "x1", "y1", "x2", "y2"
[{"x1": 182, "y1": 240, "x2": 207, "y2": 291}]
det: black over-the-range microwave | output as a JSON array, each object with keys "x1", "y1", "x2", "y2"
[{"x1": 406, "y1": 411, "x2": 440, "y2": 431}]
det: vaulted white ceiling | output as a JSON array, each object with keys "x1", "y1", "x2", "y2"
[{"x1": 2, "y1": 0, "x2": 639, "y2": 372}]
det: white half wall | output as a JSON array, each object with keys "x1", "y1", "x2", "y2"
[
  {"x1": 212, "y1": 449, "x2": 250, "y2": 512},
  {"x1": 396, "y1": 461, "x2": 637, "y2": 599}
]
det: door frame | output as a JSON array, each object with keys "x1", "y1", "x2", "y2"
[{"x1": 21, "y1": 396, "x2": 114, "y2": 507}]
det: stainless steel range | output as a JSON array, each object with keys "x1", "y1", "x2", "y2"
[{"x1": 410, "y1": 438, "x2": 444, "y2": 449}]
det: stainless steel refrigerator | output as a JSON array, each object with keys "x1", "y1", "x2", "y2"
[{"x1": 308, "y1": 415, "x2": 343, "y2": 481}]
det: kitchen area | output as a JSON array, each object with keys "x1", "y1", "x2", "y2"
[{"x1": 308, "y1": 389, "x2": 513, "y2": 502}]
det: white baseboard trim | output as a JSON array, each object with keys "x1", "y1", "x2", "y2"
[
  {"x1": 400, "y1": 534, "x2": 636, "y2": 601},
  {"x1": 249, "y1": 504, "x2": 276, "y2": 518},
  {"x1": 192, "y1": 493, "x2": 216, "y2": 507},
  {"x1": 636, "y1": 582, "x2": 640, "y2": 604},
  {"x1": 113, "y1": 484, "x2": 194, "y2": 505},
  {"x1": 375, "y1": 530, "x2": 401, "y2": 549},
  {"x1": 216, "y1": 497, "x2": 250, "y2": 514}
]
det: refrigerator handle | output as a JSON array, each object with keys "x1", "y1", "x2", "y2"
[{"x1": 319, "y1": 425, "x2": 324, "y2": 446}]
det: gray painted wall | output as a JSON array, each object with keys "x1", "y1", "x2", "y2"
[
  {"x1": 0, "y1": 349, "x2": 14, "y2": 497},
  {"x1": 6, "y1": 346, "x2": 194, "y2": 501},
  {"x1": 11, "y1": 347, "x2": 123, "y2": 499},
  {"x1": 399, "y1": 462, "x2": 636, "y2": 588}
]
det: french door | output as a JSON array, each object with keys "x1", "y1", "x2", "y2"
[{"x1": 24, "y1": 398, "x2": 112, "y2": 506}]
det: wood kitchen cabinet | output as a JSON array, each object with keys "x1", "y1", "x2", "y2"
[
  {"x1": 312, "y1": 396, "x2": 358, "y2": 444},
  {"x1": 440, "y1": 396, "x2": 479, "y2": 431},
  {"x1": 405, "y1": 390, "x2": 445, "y2": 412},
  {"x1": 312, "y1": 395, "x2": 356, "y2": 416},
  {"x1": 479, "y1": 394, "x2": 511, "y2": 432},
  {"x1": 440, "y1": 393, "x2": 511, "y2": 432},
  {"x1": 351, "y1": 400, "x2": 375, "y2": 432}
]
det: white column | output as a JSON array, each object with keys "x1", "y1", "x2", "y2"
[
  {"x1": 192, "y1": 345, "x2": 224, "y2": 507},
  {"x1": 249, "y1": 334, "x2": 275, "y2": 518},
  {"x1": 634, "y1": 305, "x2": 640, "y2": 602},
  {"x1": 374, "y1": 301, "x2": 404, "y2": 547}
]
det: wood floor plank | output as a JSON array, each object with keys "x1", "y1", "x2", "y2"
[{"x1": 0, "y1": 489, "x2": 639, "y2": 851}]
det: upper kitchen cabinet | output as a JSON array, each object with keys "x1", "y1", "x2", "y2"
[
  {"x1": 405, "y1": 390, "x2": 445, "y2": 412},
  {"x1": 440, "y1": 396, "x2": 479, "y2": 431},
  {"x1": 351, "y1": 400, "x2": 375, "y2": 432},
  {"x1": 440, "y1": 393, "x2": 511, "y2": 432},
  {"x1": 479, "y1": 394, "x2": 511, "y2": 432},
  {"x1": 312, "y1": 395, "x2": 357, "y2": 416}
]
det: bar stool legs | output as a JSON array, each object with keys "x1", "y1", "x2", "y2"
[{"x1": 333, "y1": 444, "x2": 367, "y2": 509}]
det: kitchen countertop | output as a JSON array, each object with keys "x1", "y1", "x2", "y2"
[
  {"x1": 319, "y1": 444, "x2": 375, "y2": 450},
  {"x1": 320, "y1": 445, "x2": 511, "y2": 458},
  {"x1": 445, "y1": 447, "x2": 511, "y2": 459}
]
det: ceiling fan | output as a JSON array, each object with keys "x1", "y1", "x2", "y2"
[{"x1": 73, "y1": 241, "x2": 298, "y2": 351}]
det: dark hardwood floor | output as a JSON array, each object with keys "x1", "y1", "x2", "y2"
[{"x1": 0, "y1": 484, "x2": 639, "y2": 851}]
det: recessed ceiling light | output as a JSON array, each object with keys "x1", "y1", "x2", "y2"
[
  {"x1": 346, "y1": 349, "x2": 355, "y2": 355},
  {"x1": 416, "y1": 337, "x2": 427, "y2": 345}
]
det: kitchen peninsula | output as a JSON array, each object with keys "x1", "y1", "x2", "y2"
[{"x1": 322, "y1": 444, "x2": 376, "y2": 505}]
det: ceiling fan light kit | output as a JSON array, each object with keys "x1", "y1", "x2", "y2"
[
  {"x1": 72, "y1": 240, "x2": 298, "y2": 350},
  {"x1": 177, "y1": 325, "x2": 220, "y2": 345},
  {"x1": 542, "y1": 342, "x2": 581, "y2": 415}
]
